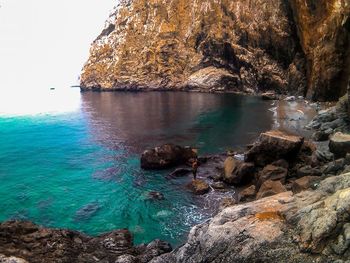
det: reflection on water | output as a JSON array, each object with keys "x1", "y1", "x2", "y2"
[{"x1": 81, "y1": 92, "x2": 273, "y2": 154}]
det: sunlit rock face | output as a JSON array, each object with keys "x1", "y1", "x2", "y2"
[
  {"x1": 81, "y1": 0, "x2": 349, "y2": 100},
  {"x1": 81, "y1": 0, "x2": 305, "y2": 94}
]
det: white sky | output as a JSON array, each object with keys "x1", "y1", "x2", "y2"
[
  {"x1": 0, "y1": 0, "x2": 116, "y2": 92},
  {"x1": 0, "y1": 0, "x2": 116, "y2": 115}
]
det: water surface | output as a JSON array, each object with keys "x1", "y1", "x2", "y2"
[{"x1": 0, "y1": 90, "x2": 274, "y2": 245}]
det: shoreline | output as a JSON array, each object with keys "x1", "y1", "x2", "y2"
[{"x1": 1, "y1": 94, "x2": 349, "y2": 262}]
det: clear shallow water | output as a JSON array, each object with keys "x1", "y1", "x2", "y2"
[{"x1": 0, "y1": 90, "x2": 273, "y2": 245}]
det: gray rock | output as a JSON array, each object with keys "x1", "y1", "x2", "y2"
[{"x1": 151, "y1": 173, "x2": 350, "y2": 263}]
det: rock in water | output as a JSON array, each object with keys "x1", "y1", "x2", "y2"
[
  {"x1": 245, "y1": 130, "x2": 304, "y2": 166},
  {"x1": 329, "y1": 132, "x2": 350, "y2": 158},
  {"x1": 141, "y1": 144, "x2": 196, "y2": 170},
  {"x1": 186, "y1": 179, "x2": 210, "y2": 195}
]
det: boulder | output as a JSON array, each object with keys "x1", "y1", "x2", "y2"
[
  {"x1": 223, "y1": 157, "x2": 255, "y2": 185},
  {"x1": 257, "y1": 165, "x2": 288, "y2": 188},
  {"x1": 256, "y1": 180, "x2": 287, "y2": 199},
  {"x1": 329, "y1": 132, "x2": 350, "y2": 158},
  {"x1": 141, "y1": 144, "x2": 197, "y2": 170},
  {"x1": 239, "y1": 185, "x2": 256, "y2": 201},
  {"x1": 292, "y1": 176, "x2": 321, "y2": 193},
  {"x1": 297, "y1": 165, "x2": 322, "y2": 178},
  {"x1": 187, "y1": 180, "x2": 210, "y2": 195},
  {"x1": 245, "y1": 130, "x2": 304, "y2": 166}
]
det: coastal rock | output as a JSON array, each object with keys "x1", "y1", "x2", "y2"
[
  {"x1": 0, "y1": 221, "x2": 171, "y2": 263},
  {"x1": 257, "y1": 164, "x2": 288, "y2": 188},
  {"x1": 141, "y1": 144, "x2": 196, "y2": 170},
  {"x1": 292, "y1": 176, "x2": 320, "y2": 193},
  {"x1": 81, "y1": 0, "x2": 349, "y2": 100},
  {"x1": 256, "y1": 180, "x2": 287, "y2": 199},
  {"x1": 151, "y1": 173, "x2": 350, "y2": 262},
  {"x1": 329, "y1": 132, "x2": 350, "y2": 158},
  {"x1": 81, "y1": 0, "x2": 307, "y2": 95},
  {"x1": 223, "y1": 157, "x2": 255, "y2": 185},
  {"x1": 186, "y1": 179, "x2": 210, "y2": 195},
  {"x1": 239, "y1": 185, "x2": 256, "y2": 201},
  {"x1": 245, "y1": 130, "x2": 304, "y2": 166},
  {"x1": 296, "y1": 165, "x2": 322, "y2": 178},
  {"x1": 289, "y1": 0, "x2": 350, "y2": 101}
]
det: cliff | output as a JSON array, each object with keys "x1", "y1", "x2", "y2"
[{"x1": 80, "y1": 0, "x2": 349, "y2": 101}]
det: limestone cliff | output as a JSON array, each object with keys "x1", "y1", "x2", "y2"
[{"x1": 81, "y1": 0, "x2": 349, "y2": 101}]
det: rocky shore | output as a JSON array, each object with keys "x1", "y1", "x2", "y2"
[{"x1": 1, "y1": 96, "x2": 350, "y2": 262}]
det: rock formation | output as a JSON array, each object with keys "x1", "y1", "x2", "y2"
[
  {"x1": 81, "y1": 0, "x2": 349, "y2": 101},
  {"x1": 0, "y1": 221, "x2": 172, "y2": 263},
  {"x1": 151, "y1": 173, "x2": 350, "y2": 263}
]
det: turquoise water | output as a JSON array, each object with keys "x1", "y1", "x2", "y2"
[{"x1": 0, "y1": 90, "x2": 273, "y2": 245}]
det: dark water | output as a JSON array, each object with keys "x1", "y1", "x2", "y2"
[{"x1": 0, "y1": 90, "x2": 273, "y2": 245}]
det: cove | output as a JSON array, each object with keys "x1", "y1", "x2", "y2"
[{"x1": 0, "y1": 90, "x2": 274, "y2": 245}]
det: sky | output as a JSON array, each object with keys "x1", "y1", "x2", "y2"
[
  {"x1": 0, "y1": 0, "x2": 116, "y2": 92},
  {"x1": 0, "y1": 0, "x2": 116, "y2": 115}
]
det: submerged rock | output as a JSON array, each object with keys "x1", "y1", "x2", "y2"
[
  {"x1": 141, "y1": 144, "x2": 196, "y2": 170},
  {"x1": 245, "y1": 130, "x2": 304, "y2": 166}
]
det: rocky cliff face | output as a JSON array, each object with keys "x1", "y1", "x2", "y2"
[
  {"x1": 80, "y1": 0, "x2": 349, "y2": 100},
  {"x1": 289, "y1": 0, "x2": 350, "y2": 101}
]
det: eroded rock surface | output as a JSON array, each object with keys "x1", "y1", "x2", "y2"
[
  {"x1": 0, "y1": 221, "x2": 171, "y2": 263},
  {"x1": 151, "y1": 173, "x2": 350, "y2": 262},
  {"x1": 81, "y1": 0, "x2": 349, "y2": 100}
]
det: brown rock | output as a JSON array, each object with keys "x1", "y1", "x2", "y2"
[
  {"x1": 257, "y1": 165, "x2": 288, "y2": 188},
  {"x1": 141, "y1": 144, "x2": 196, "y2": 170},
  {"x1": 245, "y1": 130, "x2": 304, "y2": 166},
  {"x1": 289, "y1": 0, "x2": 350, "y2": 101},
  {"x1": 256, "y1": 180, "x2": 287, "y2": 199},
  {"x1": 80, "y1": 0, "x2": 307, "y2": 95},
  {"x1": 329, "y1": 132, "x2": 350, "y2": 158},
  {"x1": 239, "y1": 185, "x2": 256, "y2": 201},
  {"x1": 187, "y1": 179, "x2": 210, "y2": 195},
  {"x1": 223, "y1": 157, "x2": 255, "y2": 185},
  {"x1": 292, "y1": 176, "x2": 321, "y2": 193}
]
